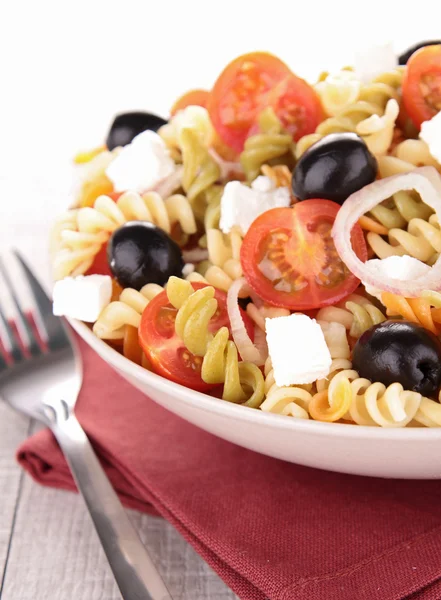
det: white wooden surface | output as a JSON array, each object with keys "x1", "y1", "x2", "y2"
[{"x1": 0, "y1": 403, "x2": 238, "y2": 599}]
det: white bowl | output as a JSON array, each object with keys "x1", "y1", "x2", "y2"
[{"x1": 70, "y1": 318, "x2": 441, "y2": 479}]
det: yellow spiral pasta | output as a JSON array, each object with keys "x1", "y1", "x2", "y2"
[
  {"x1": 190, "y1": 228, "x2": 244, "y2": 294},
  {"x1": 315, "y1": 70, "x2": 362, "y2": 117},
  {"x1": 240, "y1": 108, "x2": 294, "y2": 182},
  {"x1": 260, "y1": 357, "x2": 313, "y2": 418},
  {"x1": 323, "y1": 371, "x2": 422, "y2": 427},
  {"x1": 316, "y1": 293, "x2": 386, "y2": 338},
  {"x1": 413, "y1": 395, "x2": 441, "y2": 427},
  {"x1": 93, "y1": 283, "x2": 163, "y2": 365},
  {"x1": 51, "y1": 190, "x2": 197, "y2": 280},
  {"x1": 93, "y1": 283, "x2": 163, "y2": 339},
  {"x1": 367, "y1": 213, "x2": 441, "y2": 264},
  {"x1": 166, "y1": 277, "x2": 265, "y2": 406},
  {"x1": 315, "y1": 321, "x2": 353, "y2": 395}
]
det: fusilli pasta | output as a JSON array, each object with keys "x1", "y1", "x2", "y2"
[
  {"x1": 166, "y1": 277, "x2": 265, "y2": 406},
  {"x1": 240, "y1": 108, "x2": 294, "y2": 182},
  {"x1": 260, "y1": 357, "x2": 312, "y2": 419},
  {"x1": 296, "y1": 99, "x2": 398, "y2": 159},
  {"x1": 180, "y1": 127, "x2": 221, "y2": 201},
  {"x1": 367, "y1": 213, "x2": 441, "y2": 263},
  {"x1": 93, "y1": 283, "x2": 163, "y2": 364},
  {"x1": 316, "y1": 294, "x2": 386, "y2": 338},
  {"x1": 51, "y1": 190, "x2": 197, "y2": 280}
]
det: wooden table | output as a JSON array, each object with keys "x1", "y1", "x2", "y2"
[{"x1": 0, "y1": 392, "x2": 238, "y2": 599}]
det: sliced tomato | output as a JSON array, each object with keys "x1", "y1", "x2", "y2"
[
  {"x1": 240, "y1": 200, "x2": 367, "y2": 311},
  {"x1": 171, "y1": 89, "x2": 210, "y2": 115},
  {"x1": 402, "y1": 45, "x2": 441, "y2": 129},
  {"x1": 139, "y1": 283, "x2": 254, "y2": 391},
  {"x1": 207, "y1": 52, "x2": 324, "y2": 152}
]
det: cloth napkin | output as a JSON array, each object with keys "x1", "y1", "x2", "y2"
[{"x1": 17, "y1": 335, "x2": 441, "y2": 600}]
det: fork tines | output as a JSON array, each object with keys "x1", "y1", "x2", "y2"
[{"x1": 0, "y1": 252, "x2": 70, "y2": 371}]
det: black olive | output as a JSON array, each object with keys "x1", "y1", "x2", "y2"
[
  {"x1": 106, "y1": 112, "x2": 167, "y2": 150},
  {"x1": 292, "y1": 133, "x2": 378, "y2": 205},
  {"x1": 399, "y1": 41, "x2": 441, "y2": 65},
  {"x1": 352, "y1": 320, "x2": 441, "y2": 397},
  {"x1": 238, "y1": 296, "x2": 252, "y2": 310},
  {"x1": 107, "y1": 221, "x2": 184, "y2": 289}
]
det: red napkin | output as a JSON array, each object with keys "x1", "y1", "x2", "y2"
[{"x1": 17, "y1": 335, "x2": 441, "y2": 600}]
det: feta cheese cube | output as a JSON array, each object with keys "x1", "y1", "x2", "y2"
[
  {"x1": 219, "y1": 176, "x2": 291, "y2": 235},
  {"x1": 53, "y1": 275, "x2": 112, "y2": 322},
  {"x1": 265, "y1": 313, "x2": 332, "y2": 386},
  {"x1": 363, "y1": 256, "x2": 431, "y2": 300},
  {"x1": 420, "y1": 111, "x2": 441, "y2": 164},
  {"x1": 105, "y1": 130, "x2": 176, "y2": 193},
  {"x1": 354, "y1": 42, "x2": 398, "y2": 83}
]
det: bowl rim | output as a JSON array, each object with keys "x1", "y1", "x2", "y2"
[{"x1": 69, "y1": 317, "x2": 441, "y2": 441}]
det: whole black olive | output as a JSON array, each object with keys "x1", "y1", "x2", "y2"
[
  {"x1": 399, "y1": 41, "x2": 441, "y2": 65},
  {"x1": 106, "y1": 112, "x2": 168, "y2": 150},
  {"x1": 292, "y1": 133, "x2": 378, "y2": 205},
  {"x1": 108, "y1": 221, "x2": 184, "y2": 289},
  {"x1": 352, "y1": 320, "x2": 441, "y2": 397}
]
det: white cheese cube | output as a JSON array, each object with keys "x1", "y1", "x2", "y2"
[
  {"x1": 354, "y1": 42, "x2": 398, "y2": 83},
  {"x1": 53, "y1": 275, "x2": 112, "y2": 322},
  {"x1": 420, "y1": 111, "x2": 441, "y2": 164},
  {"x1": 265, "y1": 314, "x2": 332, "y2": 386},
  {"x1": 363, "y1": 256, "x2": 431, "y2": 301},
  {"x1": 219, "y1": 177, "x2": 291, "y2": 235},
  {"x1": 105, "y1": 130, "x2": 176, "y2": 193}
]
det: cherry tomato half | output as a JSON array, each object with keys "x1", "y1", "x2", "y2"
[
  {"x1": 207, "y1": 52, "x2": 324, "y2": 152},
  {"x1": 240, "y1": 200, "x2": 368, "y2": 311},
  {"x1": 139, "y1": 283, "x2": 254, "y2": 391},
  {"x1": 171, "y1": 89, "x2": 210, "y2": 115},
  {"x1": 402, "y1": 45, "x2": 441, "y2": 129}
]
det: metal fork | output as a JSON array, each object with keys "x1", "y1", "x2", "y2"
[{"x1": 0, "y1": 251, "x2": 172, "y2": 600}]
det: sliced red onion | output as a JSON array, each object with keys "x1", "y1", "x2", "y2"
[
  {"x1": 332, "y1": 167, "x2": 441, "y2": 297},
  {"x1": 182, "y1": 247, "x2": 209, "y2": 263},
  {"x1": 227, "y1": 278, "x2": 265, "y2": 365},
  {"x1": 208, "y1": 148, "x2": 243, "y2": 180}
]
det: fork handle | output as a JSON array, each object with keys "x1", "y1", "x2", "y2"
[{"x1": 48, "y1": 400, "x2": 173, "y2": 600}]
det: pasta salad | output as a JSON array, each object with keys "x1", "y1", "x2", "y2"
[{"x1": 51, "y1": 43, "x2": 441, "y2": 428}]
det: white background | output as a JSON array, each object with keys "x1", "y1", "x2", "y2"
[{"x1": 1, "y1": 0, "x2": 440, "y2": 287}]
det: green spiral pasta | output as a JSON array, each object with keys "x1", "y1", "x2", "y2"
[
  {"x1": 180, "y1": 128, "x2": 221, "y2": 202},
  {"x1": 166, "y1": 277, "x2": 265, "y2": 406},
  {"x1": 240, "y1": 108, "x2": 295, "y2": 182},
  {"x1": 297, "y1": 69, "x2": 403, "y2": 158},
  {"x1": 358, "y1": 67, "x2": 404, "y2": 109}
]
